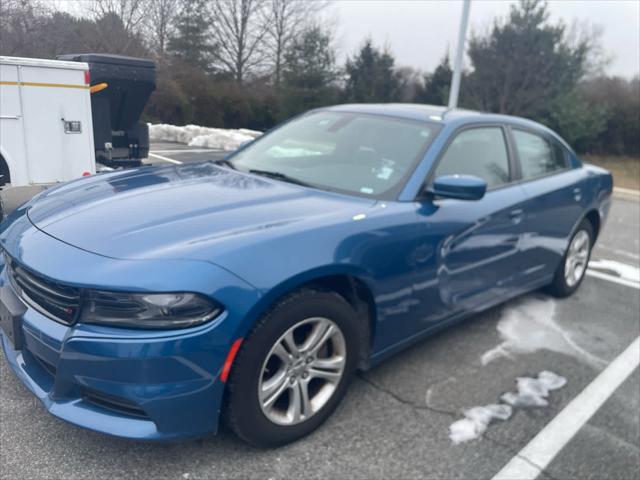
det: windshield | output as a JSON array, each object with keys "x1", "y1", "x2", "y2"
[{"x1": 228, "y1": 111, "x2": 440, "y2": 198}]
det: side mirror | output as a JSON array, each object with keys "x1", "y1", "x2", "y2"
[{"x1": 428, "y1": 175, "x2": 487, "y2": 201}]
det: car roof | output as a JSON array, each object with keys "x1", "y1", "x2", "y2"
[
  {"x1": 324, "y1": 103, "x2": 452, "y2": 121},
  {"x1": 322, "y1": 103, "x2": 571, "y2": 151},
  {"x1": 323, "y1": 103, "x2": 555, "y2": 133}
]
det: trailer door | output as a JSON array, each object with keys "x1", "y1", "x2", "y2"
[
  {"x1": 0, "y1": 63, "x2": 27, "y2": 186},
  {"x1": 19, "y1": 64, "x2": 95, "y2": 184}
]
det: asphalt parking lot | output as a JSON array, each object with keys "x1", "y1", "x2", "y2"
[{"x1": 1, "y1": 144, "x2": 639, "y2": 479}]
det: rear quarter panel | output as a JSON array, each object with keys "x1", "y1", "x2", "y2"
[
  {"x1": 518, "y1": 161, "x2": 612, "y2": 280},
  {"x1": 581, "y1": 162, "x2": 614, "y2": 229}
]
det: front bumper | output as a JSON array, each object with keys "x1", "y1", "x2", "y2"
[
  {"x1": 1, "y1": 298, "x2": 229, "y2": 440},
  {"x1": 0, "y1": 214, "x2": 261, "y2": 440}
]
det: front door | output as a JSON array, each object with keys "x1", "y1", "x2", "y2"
[{"x1": 410, "y1": 126, "x2": 529, "y2": 331}]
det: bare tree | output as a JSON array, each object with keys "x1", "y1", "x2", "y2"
[
  {"x1": 566, "y1": 19, "x2": 610, "y2": 79},
  {"x1": 209, "y1": 0, "x2": 270, "y2": 83},
  {"x1": 0, "y1": 0, "x2": 50, "y2": 56},
  {"x1": 144, "y1": 0, "x2": 180, "y2": 54},
  {"x1": 268, "y1": 0, "x2": 326, "y2": 87},
  {"x1": 89, "y1": 0, "x2": 146, "y2": 34},
  {"x1": 81, "y1": 0, "x2": 148, "y2": 55}
]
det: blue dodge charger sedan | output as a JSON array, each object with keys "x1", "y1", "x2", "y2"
[{"x1": 0, "y1": 104, "x2": 612, "y2": 446}]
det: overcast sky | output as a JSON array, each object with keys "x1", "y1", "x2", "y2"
[{"x1": 329, "y1": 0, "x2": 640, "y2": 78}]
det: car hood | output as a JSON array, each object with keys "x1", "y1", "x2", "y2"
[{"x1": 26, "y1": 163, "x2": 374, "y2": 261}]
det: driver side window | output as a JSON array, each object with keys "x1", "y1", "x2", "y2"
[{"x1": 434, "y1": 127, "x2": 510, "y2": 189}]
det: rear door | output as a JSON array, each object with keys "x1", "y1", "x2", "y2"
[{"x1": 508, "y1": 127, "x2": 585, "y2": 281}]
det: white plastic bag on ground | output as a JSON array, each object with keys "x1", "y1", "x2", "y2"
[
  {"x1": 501, "y1": 371, "x2": 567, "y2": 407},
  {"x1": 449, "y1": 404, "x2": 513, "y2": 444},
  {"x1": 448, "y1": 371, "x2": 567, "y2": 444}
]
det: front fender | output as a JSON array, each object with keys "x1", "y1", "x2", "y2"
[{"x1": 232, "y1": 263, "x2": 376, "y2": 338}]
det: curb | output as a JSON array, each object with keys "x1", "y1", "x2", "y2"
[{"x1": 613, "y1": 187, "x2": 640, "y2": 201}]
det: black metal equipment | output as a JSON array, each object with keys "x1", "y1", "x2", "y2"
[{"x1": 58, "y1": 53, "x2": 156, "y2": 168}]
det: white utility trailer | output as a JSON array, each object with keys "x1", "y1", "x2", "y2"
[{"x1": 0, "y1": 56, "x2": 97, "y2": 214}]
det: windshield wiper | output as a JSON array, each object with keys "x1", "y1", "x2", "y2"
[{"x1": 248, "y1": 169, "x2": 311, "y2": 187}]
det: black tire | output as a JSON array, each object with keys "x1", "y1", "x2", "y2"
[
  {"x1": 0, "y1": 154, "x2": 10, "y2": 187},
  {"x1": 546, "y1": 219, "x2": 594, "y2": 297},
  {"x1": 224, "y1": 289, "x2": 359, "y2": 447}
]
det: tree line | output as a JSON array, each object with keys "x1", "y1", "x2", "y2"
[{"x1": 1, "y1": 0, "x2": 638, "y2": 155}]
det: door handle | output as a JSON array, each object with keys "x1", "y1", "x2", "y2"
[
  {"x1": 573, "y1": 187, "x2": 582, "y2": 201},
  {"x1": 509, "y1": 209, "x2": 524, "y2": 224}
]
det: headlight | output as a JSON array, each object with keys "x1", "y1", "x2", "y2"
[{"x1": 80, "y1": 291, "x2": 223, "y2": 329}]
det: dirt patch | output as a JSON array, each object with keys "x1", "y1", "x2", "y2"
[{"x1": 584, "y1": 155, "x2": 640, "y2": 190}]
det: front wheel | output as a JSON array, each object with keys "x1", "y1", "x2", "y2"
[
  {"x1": 546, "y1": 219, "x2": 594, "y2": 297},
  {"x1": 224, "y1": 289, "x2": 358, "y2": 447}
]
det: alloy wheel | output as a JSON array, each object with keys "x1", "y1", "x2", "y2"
[
  {"x1": 258, "y1": 317, "x2": 346, "y2": 426},
  {"x1": 565, "y1": 230, "x2": 590, "y2": 287}
]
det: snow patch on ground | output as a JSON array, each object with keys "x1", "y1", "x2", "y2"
[
  {"x1": 588, "y1": 258, "x2": 640, "y2": 283},
  {"x1": 481, "y1": 296, "x2": 607, "y2": 368},
  {"x1": 449, "y1": 371, "x2": 567, "y2": 444},
  {"x1": 149, "y1": 123, "x2": 262, "y2": 151}
]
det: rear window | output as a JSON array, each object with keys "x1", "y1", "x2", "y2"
[{"x1": 512, "y1": 129, "x2": 567, "y2": 179}]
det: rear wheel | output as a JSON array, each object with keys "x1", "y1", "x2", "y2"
[
  {"x1": 224, "y1": 289, "x2": 358, "y2": 447},
  {"x1": 547, "y1": 219, "x2": 593, "y2": 297}
]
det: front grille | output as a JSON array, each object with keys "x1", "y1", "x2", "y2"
[
  {"x1": 82, "y1": 389, "x2": 150, "y2": 419},
  {"x1": 5, "y1": 255, "x2": 81, "y2": 325}
]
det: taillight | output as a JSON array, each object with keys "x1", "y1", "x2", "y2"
[
  {"x1": 82, "y1": 171, "x2": 91, "y2": 177},
  {"x1": 84, "y1": 70, "x2": 90, "y2": 85}
]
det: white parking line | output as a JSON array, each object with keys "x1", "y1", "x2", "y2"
[
  {"x1": 492, "y1": 336, "x2": 640, "y2": 480},
  {"x1": 492, "y1": 266, "x2": 640, "y2": 480},
  {"x1": 586, "y1": 269, "x2": 640, "y2": 289},
  {"x1": 148, "y1": 152, "x2": 183, "y2": 165},
  {"x1": 586, "y1": 258, "x2": 640, "y2": 289},
  {"x1": 597, "y1": 245, "x2": 640, "y2": 261}
]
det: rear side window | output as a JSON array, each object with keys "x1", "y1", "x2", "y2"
[
  {"x1": 512, "y1": 129, "x2": 567, "y2": 179},
  {"x1": 434, "y1": 127, "x2": 510, "y2": 189}
]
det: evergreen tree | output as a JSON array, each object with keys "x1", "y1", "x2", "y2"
[
  {"x1": 344, "y1": 39, "x2": 401, "y2": 103},
  {"x1": 465, "y1": 0, "x2": 591, "y2": 117},
  {"x1": 414, "y1": 55, "x2": 453, "y2": 105},
  {"x1": 462, "y1": 0, "x2": 605, "y2": 150},
  {"x1": 281, "y1": 25, "x2": 338, "y2": 115},
  {"x1": 167, "y1": 1, "x2": 214, "y2": 72}
]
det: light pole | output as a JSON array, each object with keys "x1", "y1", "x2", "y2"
[{"x1": 448, "y1": 0, "x2": 472, "y2": 109}]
